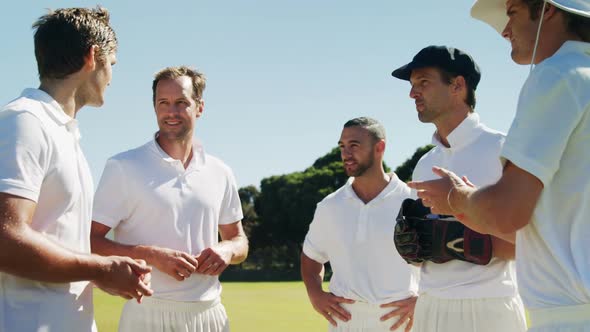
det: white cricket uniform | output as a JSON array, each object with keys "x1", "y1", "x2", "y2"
[
  {"x1": 0, "y1": 89, "x2": 96, "y2": 332},
  {"x1": 93, "y1": 136, "x2": 243, "y2": 332},
  {"x1": 501, "y1": 41, "x2": 590, "y2": 331},
  {"x1": 412, "y1": 113, "x2": 526, "y2": 332},
  {"x1": 303, "y1": 174, "x2": 419, "y2": 332}
]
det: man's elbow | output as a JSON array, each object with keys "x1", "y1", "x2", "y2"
[{"x1": 495, "y1": 210, "x2": 530, "y2": 234}]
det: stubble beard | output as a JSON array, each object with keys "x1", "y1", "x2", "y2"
[{"x1": 345, "y1": 153, "x2": 375, "y2": 177}]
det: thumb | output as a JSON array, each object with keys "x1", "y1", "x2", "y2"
[
  {"x1": 431, "y1": 166, "x2": 452, "y2": 178},
  {"x1": 462, "y1": 176, "x2": 476, "y2": 188}
]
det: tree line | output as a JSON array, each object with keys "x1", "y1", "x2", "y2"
[{"x1": 224, "y1": 145, "x2": 433, "y2": 281}]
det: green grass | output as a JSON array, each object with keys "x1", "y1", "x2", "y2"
[{"x1": 94, "y1": 281, "x2": 327, "y2": 332}]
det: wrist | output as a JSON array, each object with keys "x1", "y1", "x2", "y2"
[{"x1": 78, "y1": 253, "x2": 108, "y2": 282}]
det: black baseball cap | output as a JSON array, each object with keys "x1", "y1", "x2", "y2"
[{"x1": 391, "y1": 45, "x2": 481, "y2": 90}]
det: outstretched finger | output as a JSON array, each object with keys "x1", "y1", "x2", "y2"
[
  {"x1": 380, "y1": 307, "x2": 403, "y2": 321},
  {"x1": 390, "y1": 311, "x2": 412, "y2": 332},
  {"x1": 329, "y1": 304, "x2": 351, "y2": 322},
  {"x1": 405, "y1": 313, "x2": 414, "y2": 332},
  {"x1": 407, "y1": 180, "x2": 426, "y2": 191},
  {"x1": 462, "y1": 175, "x2": 476, "y2": 188},
  {"x1": 333, "y1": 295, "x2": 356, "y2": 304},
  {"x1": 432, "y1": 166, "x2": 453, "y2": 178},
  {"x1": 323, "y1": 310, "x2": 338, "y2": 327},
  {"x1": 136, "y1": 279, "x2": 153, "y2": 297},
  {"x1": 380, "y1": 296, "x2": 415, "y2": 308}
]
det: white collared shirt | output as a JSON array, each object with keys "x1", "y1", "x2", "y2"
[
  {"x1": 0, "y1": 89, "x2": 95, "y2": 331},
  {"x1": 413, "y1": 113, "x2": 518, "y2": 299},
  {"x1": 502, "y1": 41, "x2": 590, "y2": 309},
  {"x1": 303, "y1": 174, "x2": 419, "y2": 304},
  {"x1": 92, "y1": 135, "x2": 243, "y2": 302}
]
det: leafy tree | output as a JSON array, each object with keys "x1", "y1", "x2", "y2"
[
  {"x1": 238, "y1": 144, "x2": 432, "y2": 274},
  {"x1": 394, "y1": 145, "x2": 434, "y2": 182},
  {"x1": 238, "y1": 185, "x2": 260, "y2": 238}
]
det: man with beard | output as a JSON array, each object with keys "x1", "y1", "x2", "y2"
[
  {"x1": 90, "y1": 66, "x2": 248, "y2": 332},
  {"x1": 391, "y1": 45, "x2": 526, "y2": 332},
  {"x1": 301, "y1": 117, "x2": 418, "y2": 332}
]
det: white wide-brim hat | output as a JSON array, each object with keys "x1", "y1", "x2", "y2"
[{"x1": 471, "y1": 0, "x2": 590, "y2": 35}]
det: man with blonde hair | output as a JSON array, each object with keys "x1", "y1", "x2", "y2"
[{"x1": 91, "y1": 66, "x2": 248, "y2": 332}]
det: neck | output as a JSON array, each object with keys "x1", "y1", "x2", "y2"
[
  {"x1": 351, "y1": 165, "x2": 391, "y2": 204},
  {"x1": 156, "y1": 135, "x2": 194, "y2": 169},
  {"x1": 532, "y1": 15, "x2": 582, "y2": 64},
  {"x1": 39, "y1": 79, "x2": 82, "y2": 118},
  {"x1": 434, "y1": 105, "x2": 471, "y2": 148}
]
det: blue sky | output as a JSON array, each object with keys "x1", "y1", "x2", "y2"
[{"x1": 0, "y1": 1, "x2": 528, "y2": 188}]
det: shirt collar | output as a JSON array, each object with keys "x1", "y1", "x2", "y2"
[
  {"x1": 151, "y1": 132, "x2": 206, "y2": 171},
  {"x1": 343, "y1": 173, "x2": 401, "y2": 202},
  {"x1": 550, "y1": 40, "x2": 590, "y2": 60},
  {"x1": 21, "y1": 88, "x2": 81, "y2": 141},
  {"x1": 431, "y1": 113, "x2": 482, "y2": 150}
]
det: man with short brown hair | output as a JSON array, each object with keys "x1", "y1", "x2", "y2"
[
  {"x1": 0, "y1": 7, "x2": 153, "y2": 332},
  {"x1": 410, "y1": 0, "x2": 590, "y2": 330},
  {"x1": 91, "y1": 66, "x2": 248, "y2": 332}
]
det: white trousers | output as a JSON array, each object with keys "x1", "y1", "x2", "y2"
[
  {"x1": 412, "y1": 293, "x2": 526, "y2": 332},
  {"x1": 328, "y1": 300, "x2": 412, "y2": 332},
  {"x1": 118, "y1": 297, "x2": 229, "y2": 332},
  {"x1": 528, "y1": 303, "x2": 590, "y2": 332}
]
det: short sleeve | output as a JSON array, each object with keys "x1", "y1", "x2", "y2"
[
  {"x1": 92, "y1": 159, "x2": 130, "y2": 228},
  {"x1": 501, "y1": 66, "x2": 583, "y2": 186},
  {"x1": 218, "y1": 167, "x2": 244, "y2": 225},
  {"x1": 0, "y1": 111, "x2": 49, "y2": 202},
  {"x1": 302, "y1": 203, "x2": 330, "y2": 264}
]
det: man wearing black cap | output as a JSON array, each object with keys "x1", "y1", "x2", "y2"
[
  {"x1": 408, "y1": 1, "x2": 590, "y2": 330},
  {"x1": 391, "y1": 45, "x2": 526, "y2": 332}
]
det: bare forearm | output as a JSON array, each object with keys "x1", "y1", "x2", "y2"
[
  {"x1": 91, "y1": 235, "x2": 154, "y2": 262},
  {"x1": 216, "y1": 234, "x2": 248, "y2": 264},
  {"x1": 0, "y1": 224, "x2": 105, "y2": 283},
  {"x1": 453, "y1": 163, "x2": 543, "y2": 238},
  {"x1": 300, "y1": 253, "x2": 324, "y2": 297}
]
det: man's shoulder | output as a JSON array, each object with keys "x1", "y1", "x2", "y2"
[
  {"x1": 107, "y1": 141, "x2": 154, "y2": 167},
  {"x1": 1, "y1": 96, "x2": 47, "y2": 123},
  {"x1": 474, "y1": 124, "x2": 506, "y2": 149},
  {"x1": 414, "y1": 144, "x2": 440, "y2": 169},
  {"x1": 203, "y1": 153, "x2": 235, "y2": 175},
  {"x1": 317, "y1": 182, "x2": 349, "y2": 208}
]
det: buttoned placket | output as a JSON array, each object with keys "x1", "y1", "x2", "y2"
[{"x1": 356, "y1": 202, "x2": 370, "y2": 243}]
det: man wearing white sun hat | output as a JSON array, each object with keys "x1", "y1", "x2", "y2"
[{"x1": 406, "y1": 0, "x2": 590, "y2": 331}]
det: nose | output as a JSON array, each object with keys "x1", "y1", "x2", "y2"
[
  {"x1": 501, "y1": 21, "x2": 511, "y2": 41},
  {"x1": 409, "y1": 86, "x2": 419, "y2": 99},
  {"x1": 341, "y1": 147, "x2": 351, "y2": 159}
]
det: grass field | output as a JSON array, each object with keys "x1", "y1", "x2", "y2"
[{"x1": 94, "y1": 281, "x2": 327, "y2": 332}]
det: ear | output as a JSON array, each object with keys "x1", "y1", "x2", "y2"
[
  {"x1": 542, "y1": 2, "x2": 558, "y2": 21},
  {"x1": 452, "y1": 76, "x2": 466, "y2": 93},
  {"x1": 195, "y1": 99, "x2": 205, "y2": 118},
  {"x1": 375, "y1": 139, "x2": 386, "y2": 154},
  {"x1": 83, "y1": 45, "x2": 98, "y2": 72}
]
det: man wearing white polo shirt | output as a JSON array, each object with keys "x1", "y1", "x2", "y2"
[
  {"x1": 0, "y1": 7, "x2": 153, "y2": 332},
  {"x1": 409, "y1": 1, "x2": 590, "y2": 330},
  {"x1": 90, "y1": 66, "x2": 248, "y2": 332},
  {"x1": 301, "y1": 117, "x2": 419, "y2": 332},
  {"x1": 391, "y1": 46, "x2": 526, "y2": 331}
]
